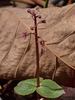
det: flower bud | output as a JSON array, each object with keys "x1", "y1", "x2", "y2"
[
  {"x1": 38, "y1": 15, "x2": 41, "y2": 18},
  {"x1": 32, "y1": 10, "x2": 36, "y2": 16},
  {"x1": 30, "y1": 26, "x2": 34, "y2": 30},
  {"x1": 42, "y1": 20, "x2": 46, "y2": 23},
  {"x1": 27, "y1": 9, "x2": 31, "y2": 13}
]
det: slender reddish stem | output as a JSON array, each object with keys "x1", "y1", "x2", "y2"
[{"x1": 34, "y1": 16, "x2": 40, "y2": 88}]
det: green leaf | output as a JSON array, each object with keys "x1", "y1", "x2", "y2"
[
  {"x1": 40, "y1": 79, "x2": 63, "y2": 90},
  {"x1": 14, "y1": 83, "x2": 36, "y2": 95},
  {"x1": 37, "y1": 79, "x2": 64, "y2": 98},
  {"x1": 14, "y1": 77, "x2": 43, "y2": 95}
]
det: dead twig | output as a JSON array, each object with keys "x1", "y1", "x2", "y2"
[
  {"x1": 11, "y1": 0, "x2": 35, "y2": 5},
  {"x1": 1, "y1": 80, "x2": 13, "y2": 95}
]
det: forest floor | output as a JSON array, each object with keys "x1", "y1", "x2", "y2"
[{"x1": 0, "y1": 1, "x2": 75, "y2": 100}]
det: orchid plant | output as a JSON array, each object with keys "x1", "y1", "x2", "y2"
[{"x1": 14, "y1": 9, "x2": 64, "y2": 100}]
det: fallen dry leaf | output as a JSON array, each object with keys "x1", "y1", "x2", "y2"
[{"x1": 0, "y1": 4, "x2": 75, "y2": 87}]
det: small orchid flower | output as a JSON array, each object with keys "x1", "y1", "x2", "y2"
[
  {"x1": 22, "y1": 31, "x2": 29, "y2": 39},
  {"x1": 39, "y1": 39, "x2": 46, "y2": 52},
  {"x1": 18, "y1": 31, "x2": 29, "y2": 39}
]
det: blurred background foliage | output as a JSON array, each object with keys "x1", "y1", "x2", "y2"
[{"x1": 0, "y1": 0, "x2": 75, "y2": 8}]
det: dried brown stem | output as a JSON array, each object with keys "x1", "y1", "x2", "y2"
[
  {"x1": 1, "y1": 80, "x2": 13, "y2": 95},
  {"x1": 11, "y1": 0, "x2": 35, "y2": 5}
]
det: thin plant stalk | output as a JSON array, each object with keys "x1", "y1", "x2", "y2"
[
  {"x1": 34, "y1": 16, "x2": 40, "y2": 88},
  {"x1": 44, "y1": 0, "x2": 49, "y2": 8},
  {"x1": 34, "y1": 13, "x2": 40, "y2": 100}
]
